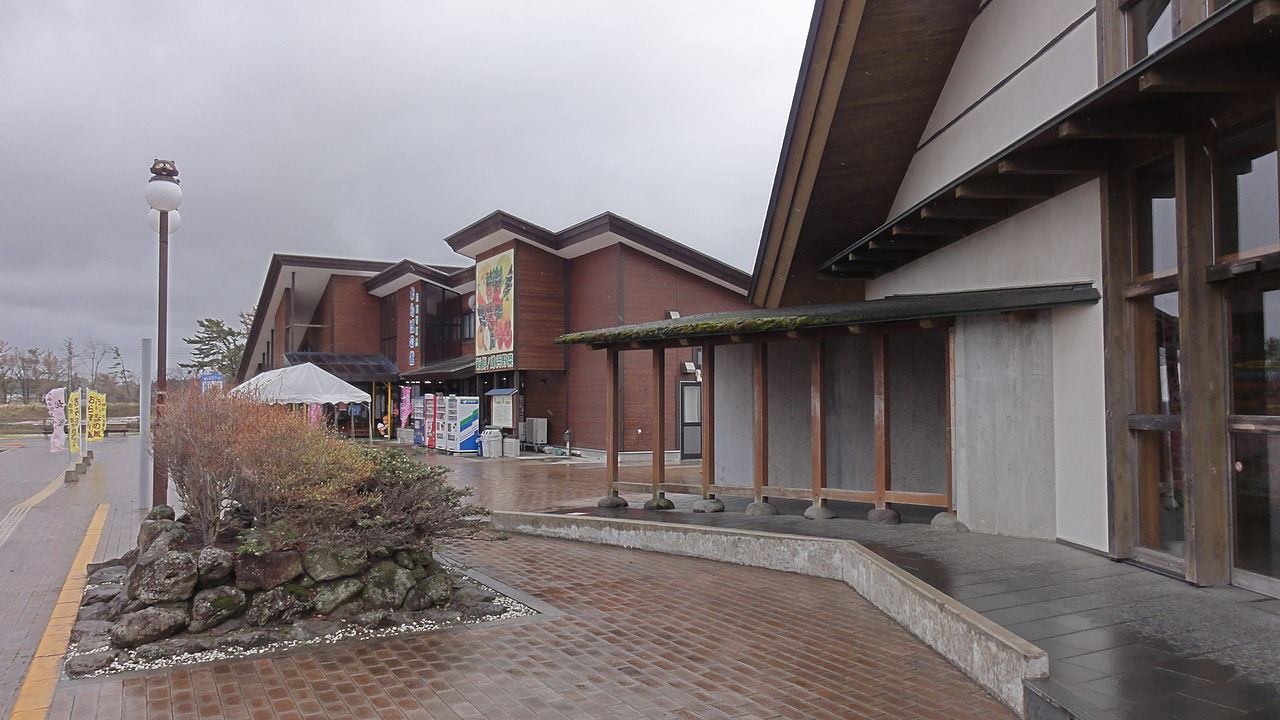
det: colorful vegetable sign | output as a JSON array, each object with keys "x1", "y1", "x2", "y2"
[{"x1": 474, "y1": 249, "x2": 515, "y2": 371}]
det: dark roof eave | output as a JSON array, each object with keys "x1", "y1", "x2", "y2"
[
  {"x1": 819, "y1": 0, "x2": 1257, "y2": 272},
  {"x1": 556, "y1": 283, "x2": 1099, "y2": 346}
]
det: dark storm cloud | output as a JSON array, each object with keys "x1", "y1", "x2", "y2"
[{"x1": 0, "y1": 1, "x2": 811, "y2": 373}]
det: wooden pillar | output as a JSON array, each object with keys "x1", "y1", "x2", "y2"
[
  {"x1": 810, "y1": 337, "x2": 827, "y2": 505},
  {"x1": 873, "y1": 334, "x2": 890, "y2": 508},
  {"x1": 753, "y1": 342, "x2": 769, "y2": 503},
  {"x1": 1175, "y1": 127, "x2": 1230, "y2": 586},
  {"x1": 945, "y1": 327, "x2": 956, "y2": 512},
  {"x1": 651, "y1": 348, "x2": 665, "y2": 498},
  {"x1": 1101, "y1": 165, "x2": 1138, "y2": 557},
  {"x1": 605, "y1": 348, "x2": 620, "y2": 496},
  {"x1": 701, "y1": 343, "x2": 715, "y2": 498}
]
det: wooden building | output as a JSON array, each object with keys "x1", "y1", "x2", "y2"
[
  {"x1": 236, "y1": 211, "x2": 751, "y2": 456},
  {"x1": 560, "y1": 0, "x2": 1280, "y2": 596}
]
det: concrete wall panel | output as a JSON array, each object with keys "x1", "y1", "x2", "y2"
[
  {"x1": 889, "y1": 332, "x2": 949, "y2": 495},
  {"x1": 766, "y1": 343, "x2": 812, "y2": 490},
  {"x1": 825, "y1": 336, "x2": 876, "y2": 492},
  {"x1": 713, "y1": 343, "x2": 754, "y2": 487}
]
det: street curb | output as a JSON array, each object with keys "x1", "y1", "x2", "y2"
[{"x1": 489, "y1": 510, "x2": 1046, "y2": 717}]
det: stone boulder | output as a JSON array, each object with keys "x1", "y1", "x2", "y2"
[
  {"x1": 302, "y1": 546, "x2": 369, "y2": 582},
  {"x1": 126, "y1": 551, "x2": 198, "y2": 603},
  {"x1": 393, "y1": 550, "x2": 415, "y2": 570},
  {"x1": 287, "y1": 618, "x2": 339, "y2": 641},
  {"x1": 213, "y1": 629, "x2": 285, "y2": 650},
  {"x1": 70, "y1": 620, "x2": 115, "y2": 648},
  {"x1": 136, "y1": 519, "x2": 187, "y2": 556},
  {"x1": 405, "y1": 574, "x2": 453, "y2": 611},
  {"x1": 88, "y1": 566, "x2": 127, "y2": 584},
  {"x1": 361, "y1": 560, "x2": 414, "y2": 609},
  {"x1": 244, "y1": 586, "x2": 312, "y2": 626},
  {"x1": 134, "y1": 637, "x2": 214, "y2": 661},
  {"x1": 196, "y1": 547, "x2": 234, "y2": 587},
  {"x1": 64, "y1": 648, "x2": 119, "y2": 675},
  {"x1": 85, "y1": 557, "x2": 124, "y2": 575},
  {"x1": 146, "y1": 505, "x2": 176, "y2": 521},
  {"x1": 312, "y1": 578, "x2": 364, "y2": 615},
  {"x1": 109, "y1": 606, "x2": 188, "y2": 648},
  {"x1": 81, "y1": 584, "x2": 122, "y2": 606},
  {"x1": 189, "y1": 586, "x2": 247, "y2": 633},
  {"x1": 235, "y1": 551, "x2": 303, "y2": 591}
]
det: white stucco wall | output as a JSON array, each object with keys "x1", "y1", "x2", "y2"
[
  {"x1": 890, "y1": 3, "x2": 1098, "y2": 216},
  {"x1": 867, "y1": 181, "x2": 1109, "y2": 550},
  {"x1": 713, "y1": 343, "x2": 754, "y2": 488}
]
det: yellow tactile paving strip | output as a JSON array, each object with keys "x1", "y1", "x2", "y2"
[{"x1": 8, "y1": 503, "x2": 107, "y2": 720}]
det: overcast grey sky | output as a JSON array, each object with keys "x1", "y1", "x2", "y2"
[{"x1": 0, "y1": 1, "x2": 812, "y2": 376}]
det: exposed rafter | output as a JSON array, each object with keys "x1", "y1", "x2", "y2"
[{"x1": 955, "y1": 176, "x2": 1056, "y2": 200}]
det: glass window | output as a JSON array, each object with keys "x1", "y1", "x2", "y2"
[
  {"x1": 1216, "y1": 118, "x2": 1279, "y2": 259},
  {"x1": 1129, "y1": 0, "x2": 1175, "y2": 60},
  {"x1": 1137, "y1": 429, "x2": 1186, "y2": 557},
  {"x1": 1232, "y1": 433, "x2": 1280, "y2": 579},
  {"x1": 1136, "y1": 156, "x2": 1179, "y2": 277},
  {"x1": 1231, "y1": 287, "x2": 1280, "y2": 416}
]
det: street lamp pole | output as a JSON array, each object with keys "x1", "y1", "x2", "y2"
[{"x1": 146, "y1": 159, "x2": 182, "y2": 507}]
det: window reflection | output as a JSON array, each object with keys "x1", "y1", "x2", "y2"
[
  {"x1": 1216, "y1": 118, "x2": 1279, "y2": 259},
  {"x1": 1129, "y1": 0, "x2": 1175, "y2": 60},
  {"x1": 1136, "y1": 156, "x2": 1178, "y2": 277}
]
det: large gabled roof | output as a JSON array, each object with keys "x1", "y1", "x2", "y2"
[{"x1": 751, "y1": 0, "x2": 982, "y2": 308}]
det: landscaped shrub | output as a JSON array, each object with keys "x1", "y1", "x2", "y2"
[{"x1": 151, "y1": 388, "x2": 483, "y2": 553}]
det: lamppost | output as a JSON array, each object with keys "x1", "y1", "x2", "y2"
[{"x1": 146, "y1": 159, "x2": 182, "y2": 507}]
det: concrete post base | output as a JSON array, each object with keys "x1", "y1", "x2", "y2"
[
  {"x1": 643, "y1": 497, "x2": 675, "y2": 511},
  {"x1": 931, "y1": 512, "x2": 969, "y2": 533},
  {"x1": 804, "y1": 504, "x2": 836, "y2": 520},
  {"x1": 867, "y1": 507, "x2": 900, "y2": 525},
  {"x1": 597, "y1": 496, "x2": 629, "y2": 509},
  {"x1": 692, "y1": 498, "x2": 725, "y2": 513},
  {"x1": 64, "y1": 469, "x2": 79, "y2": 483},
  {"x1": 744, "y1": 501, "x2": 779, "y2": 516}
]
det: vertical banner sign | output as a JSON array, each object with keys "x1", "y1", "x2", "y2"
[
  {"x1": 44, "y1": 388, "x2": 67, "y2": 453},
  {"x1": 474, "y1": 249, "x2": 515, "y2": 372},
  {"x1": 407, "y1": 286, "x2": 420, "y2": 367},
  {"x1": 66, "y1": 390, "x2": 81, "y2": 455},
  {"x1": 307, "y1": 403, "x2": 322, "y2": 425},
  {"x1": 86, "y1": 391, "x2": 107, "y2": 442},
  {"x1": 400, "y1": 387, "x2": 412, "y2": 429}
]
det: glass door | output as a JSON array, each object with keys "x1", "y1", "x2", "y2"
[
  {"x1": 678, "y1": 381, "x2": 701, "y2": 460},
  {"x1": 1229, "y1": 285, "x2": 1280, "y2": 596}
]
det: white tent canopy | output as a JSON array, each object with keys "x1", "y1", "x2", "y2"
[{"x1": 229, "y1": 362, "x2": 371, "y2": 405}]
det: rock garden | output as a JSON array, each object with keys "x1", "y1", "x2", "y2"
[{"x1": 66, "y1": 389, "x2": 525, "y2": 677}]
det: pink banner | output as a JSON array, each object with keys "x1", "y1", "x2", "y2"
[
  {"x1": 400, "y1": 387, "x2": 412, "y2": 428},
  {"x1": 44, "y1": 388, "x2": 66, "y2": 453},
  {"x1": 307, "y1": 403, "x2": 323, "y2": 426}
]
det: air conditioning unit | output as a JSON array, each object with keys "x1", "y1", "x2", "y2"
[{"x1": 522, "y1": 417, "x2": 548, "y2": 445}]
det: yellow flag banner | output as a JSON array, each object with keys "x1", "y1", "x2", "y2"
[
  {"x1": 87, "y1": 391, "x2": 107, "y2": 442},
  {"x1": 66, "y1": 391, "x2": 81, "y2": 454}
]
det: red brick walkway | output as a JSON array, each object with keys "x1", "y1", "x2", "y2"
[
  {"x1": 47, "y1": 533, "x2": 1010, "y2": 720},
  {"x1": 21, "y1": 443, "x2": 1012, "y2": 719}
]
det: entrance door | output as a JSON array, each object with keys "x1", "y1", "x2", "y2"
[
  {"x1": 1229, "y1": 283, "x2": 1280, "y2": 596},
  {"x1": 678, "y1": 381, "x2": 701, "y2": 460}
]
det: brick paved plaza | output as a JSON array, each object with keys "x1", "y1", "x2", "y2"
[{"x1": 0, "y1": 438, "x2": 1013, "y2": 719}]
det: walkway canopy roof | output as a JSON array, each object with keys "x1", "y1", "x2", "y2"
[
  {"x1": 400, "y1": 355, "x2": 475, "y2": 381},
  {"x1": 283, "y1": 352, "x2": 400, "y2": 384},
  {"x1": 229, "y1": 362, "x2": 371, "y2": 404},
  {"x1": 557, "y1": 282, "x2": 1098, "y2": 348}
]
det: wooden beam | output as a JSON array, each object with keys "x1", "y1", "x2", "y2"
[
  {"x1": 891, "y1": 219, "x2": 971, "y2": 237},
  {"x1": 919, "y1": 198, "x2": 1008, "y2": 220},
  {"x1": 998, "y1": 143, "x2": 1111, "y2": 175},
  {"x1": 1058, "y1": 104, "x2": 1183, "y2": 139},
  {"x1": 1139, "y1": 55, "x2": 1280, "y2": 93},
  {"x1": 651, "y1": 348, "x2": 665, "y2": 497},
  {"x1": 810, "y1": 337, "x2": 827, "y2": 506},
  {"x1": 946, "y1": 326, "x2": 956, "y2": 511},
  {"x1": 701, "y1": 343, "x2": 715, "y2": 498},
  {"x1": 753, "y1": 342, "x2": 769, "y2": 503},
  {"x1": 605, "y1": 348, "x2": 620, "y2": 496},
  {"x1": 1256, "y1": 0, "x2": 1280, "y2": 24},
  {"x1": 873, "y1": 334, "x2": 890, "y2": 509},
  {"x1": 848, "y1": 247, "x2": 916, "y2": 262},
  {"x1": 1174, "y1": 127, "x2": 1231, "y2": 586},
  {"x1": 868, "y1": 237, "x2": 941, "y2": 251},
  {"x1": 955, "y1": 176, "x2": 1055, "y2": 200}
]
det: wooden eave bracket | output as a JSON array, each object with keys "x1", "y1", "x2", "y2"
[
  {"x1": 919, "y1": 198, "x2": 1008, "y2": 220},
  {"x1": 1058, "y1": 103, "x2": 1183, "y2": 139},
  {"x1": 955, "y1": 175, "x2": 1055, "y2": 200},
  {"x1": 891, "y1": 219, "x2": 971, "y2": 237},
  {"x1": 1257, "y1": 0, "x2": 1280, "y2": 24},
  {"x1": 1138, "y1": 52, "x2": 1280, "y2": 93},
  {"x1": 997, "y1": 143, "x2": 1112, "y2": 175}
]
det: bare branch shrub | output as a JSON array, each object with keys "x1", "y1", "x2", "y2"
[{"x1": 151, "y1": 389, "x2": 247, "y2": 545}]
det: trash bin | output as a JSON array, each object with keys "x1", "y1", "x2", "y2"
[{"x1": 480, "y1": 429, "x2": 503, "y2": 458}]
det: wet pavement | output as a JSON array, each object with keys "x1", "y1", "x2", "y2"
[
  {"x1": 514, "y1": 483, "x2": 1280, "y2": 720},
  {"x1": 2, "y1": 440, "x2": 1015, "y2": 719}
]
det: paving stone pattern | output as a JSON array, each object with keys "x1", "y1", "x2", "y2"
[
  {"x1": 50, "y1": 534, "x2": 1012, "y2": 720},
  {"x1": 7, "y1": 443, "x2": 1013, "y2": 719}
]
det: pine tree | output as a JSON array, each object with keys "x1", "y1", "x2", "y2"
[{"x1": 180, "y1": 317, "x2": 247, "y2": 376}]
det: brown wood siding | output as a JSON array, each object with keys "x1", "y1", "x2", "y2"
[
  {"x1": 327, "y1": 275, "x2": 383, "y2": 355},
  {"x1": 272, "y1": 289, "x2": 290, "y2": 368},
  {"x1": 513, "y1": 242, "x2": 566, "y2": 371},
  {"x1": 566, "y1": 246, "x2": 622, "y2": 450},
  {"x1": 394, "y1": 283, "x2": 414, "y2": 372},
  {"x1": 523, "y1": 370, "x2": 568, "y2": 444}
]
